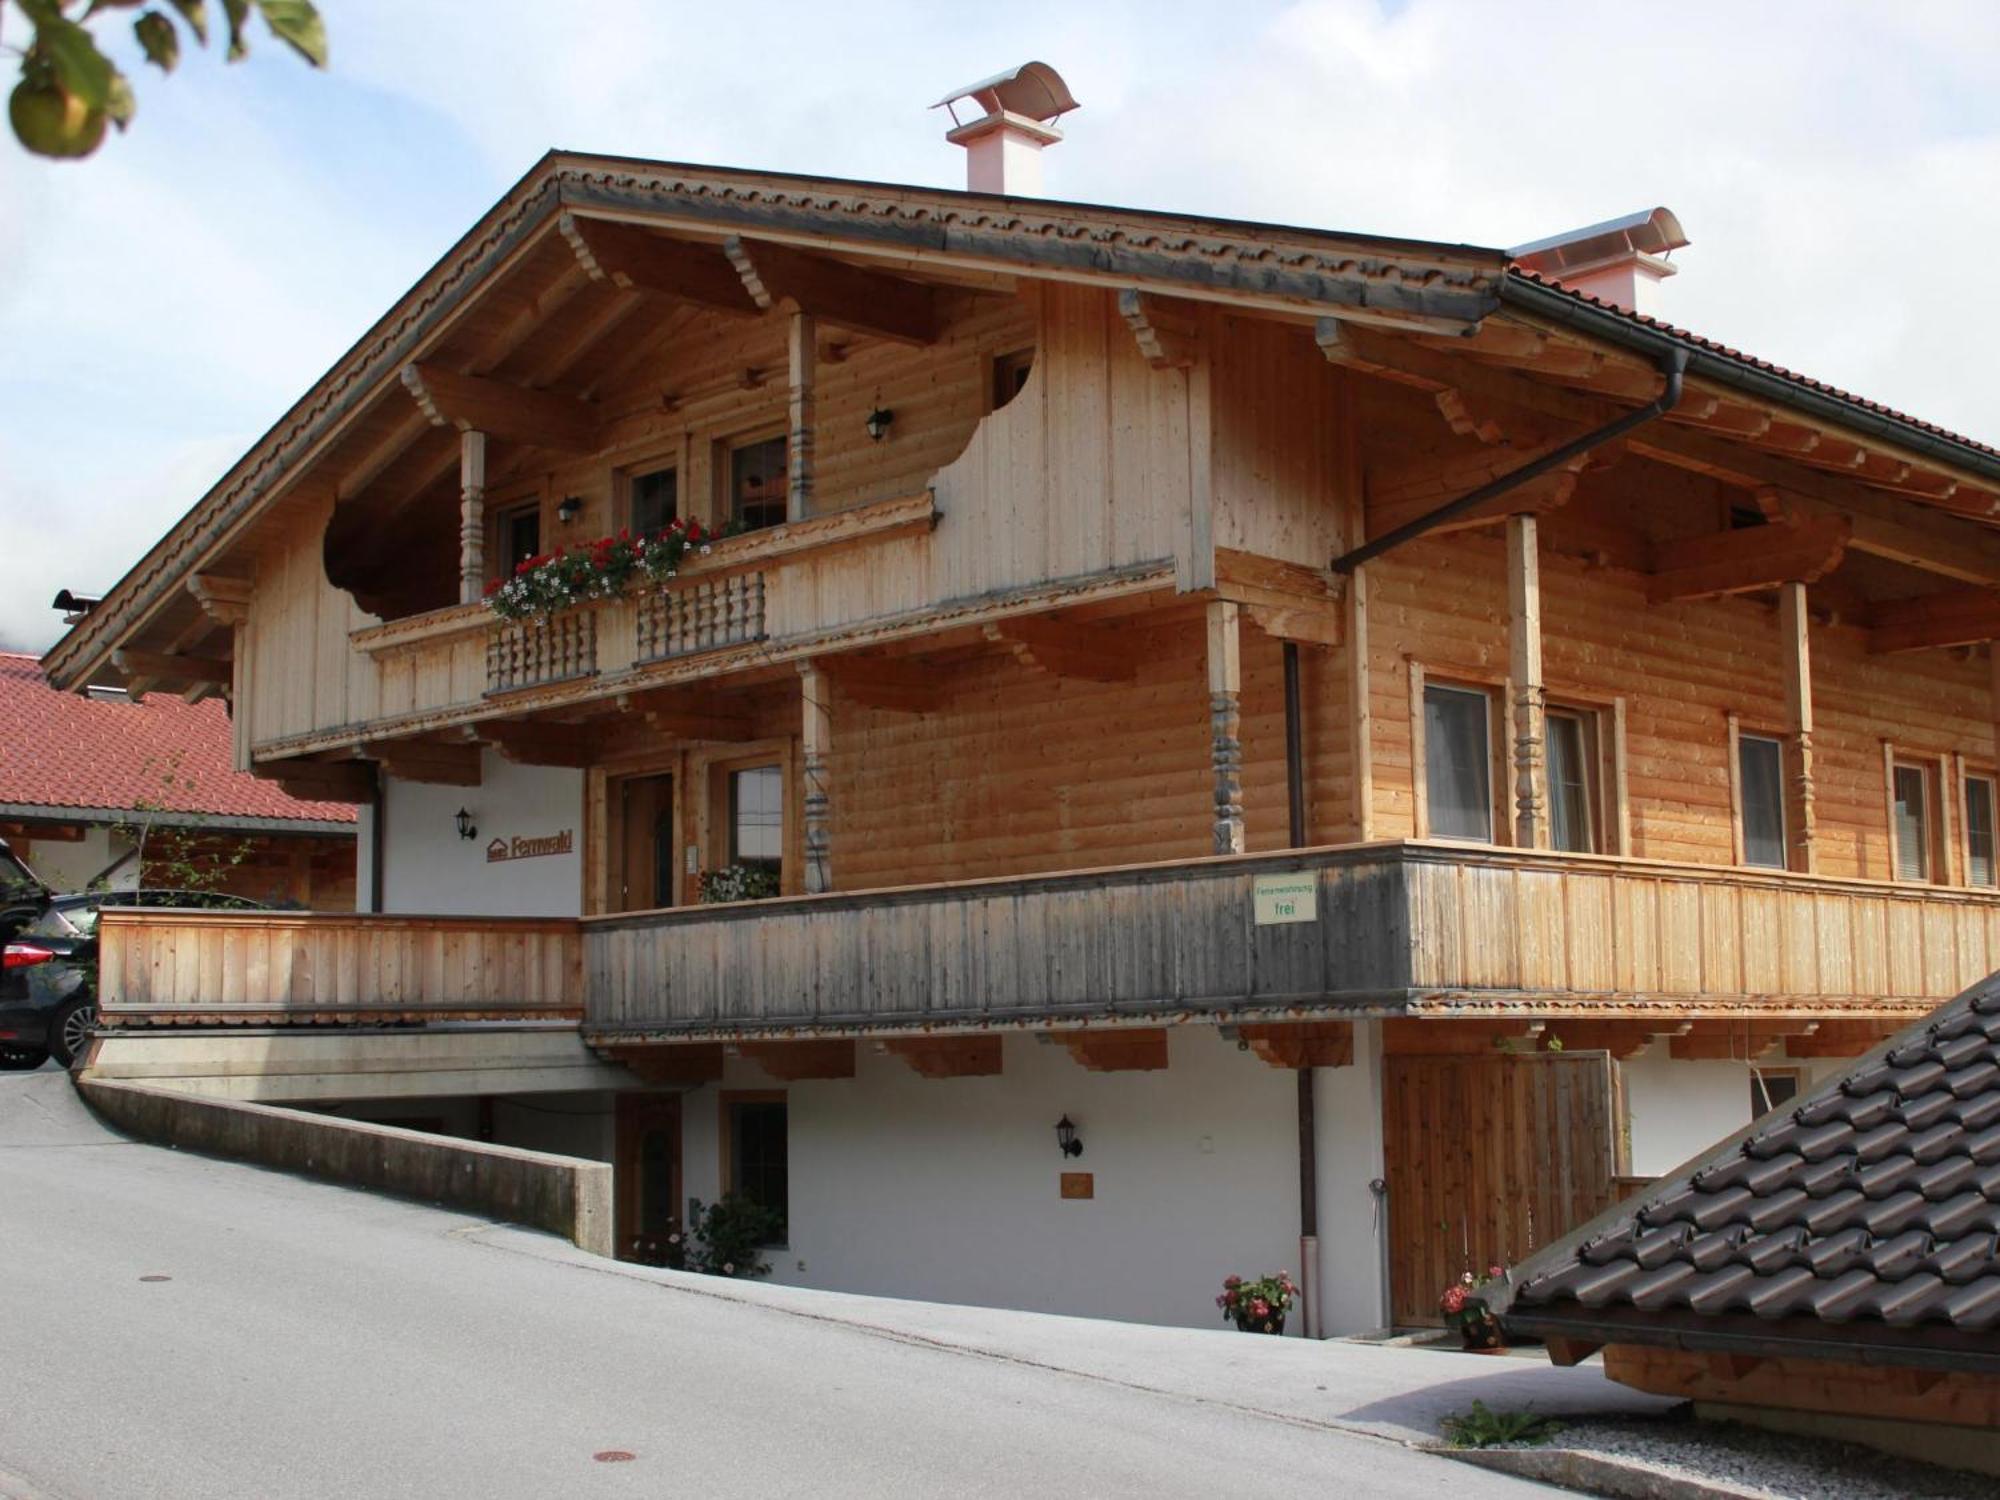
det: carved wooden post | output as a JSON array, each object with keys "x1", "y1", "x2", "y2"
[
  {"x1": 1345, "y1": 566, "x2": 1373, "y2": 841},
  {"x1": 1778, "y1": 581, "x2": 1818, "y2": 873},
  {"x1": 459, "y1": 429, "x2": 487, "y2": 604},
  {"x1": 787, "y1": 310, "x2": 816, "y2": 524},
  {"x1": 1507, "y1": 513, "x2": 1547, "y2": 848},
  {"x1": 1207, "y1": 600, "x2": 1245, "y2": 855},
  {"x1": 799, "y1": 661, "x2": 832, "y2": 893}
]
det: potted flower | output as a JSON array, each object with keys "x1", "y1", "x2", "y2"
[
  {"x1": 481, "y1": 518, "x2": 719, "y2": 623},
  {"x1": 1440, "y1": 1264, "x2": 1507, "y2": 1351},
  {"x1": 697, "y1": 864, "x2": 781, "y2": 903},
  {"x1": 1215, "y1": 1270, "x2": 1298, "y2": 1335}
]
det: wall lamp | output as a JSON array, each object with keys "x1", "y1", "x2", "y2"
[
  {"x1": 865, "y1": 406, "x2": 895, "y2": 443},
  {"x1": 556, "y1": 495, "x2": 583, "y2": 523},
  {"x1": 1055, "y1": 1115, "x2": 1083, "y2": 1159},
  {"x1": 454, "y1": 807, "x2": 477, "y2": 841}
]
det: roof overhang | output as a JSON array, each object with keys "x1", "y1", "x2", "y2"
[{"x1": 0, "y1": 802, "x2": 356, "y2": 836}]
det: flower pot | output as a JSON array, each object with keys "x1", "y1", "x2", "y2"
[{"x1": 1231, "y1": 1315, "x2": 1286, "y2": 1336}]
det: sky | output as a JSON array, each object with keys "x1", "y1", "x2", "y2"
[{"x1": 4, "y1": 0, "x2": 2000, "y2": 653}]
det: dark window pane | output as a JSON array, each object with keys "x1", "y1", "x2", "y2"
[
  {"x1": 631, "y1": 468, "x2": 677, "y2": 536},
  {"x1": 502, "y1": 507, "x2": 541, "y2": 575},
  {"x1": 1752, "y1": 1071, "x2": 1800, "y2": 1116},
  {"x1": 1547, "y1": 711, "x2": 1596, "y2": 854},
  {"x1": 730, "y1": 439, "x2": 787, "y2": 532},
  {"x1": 1894, "y1": 764, "x2": 1930, "y2": 881},
  {"x1": 729, "y1": 1099, "x2": 787, "y2": 1240},
  {"x1": 1424, "y1": 685, "x2": 1491, "y2": 842},
  {"x1": 993, "y1": 349, "x2": 1033, "y2": 410},
  {"x1": 1738, "y1": 735, "x2": 1786, "y2": 868},
  {"x1": 1968, "y1": 778, "x2": 1996, "y2": 888},
  {"x1": 730, "y1": 765, "x2": 783, "y2": 874}
]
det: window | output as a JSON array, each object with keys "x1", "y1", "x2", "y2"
[
  {"x1": 726, "y1": 1095, "x2": 788, "y2": 1242},
  {"x1": 1546, "y1": 709, "x2": 1600, "y2": 854},
  {"x1": 1750, "y1": 1069, "x2": 1801, "y2": 1117},
  {"x1": 729, "y1": 437, "x2": 788, "y2": 532},
  {"x1": 1968, "y1": 775, "x2": 1997, "y2": 888},
  {"x1": 1424, "y1": 684, "x2": 1493, "y2": 842},
  {"x1": 1893, "y1": 762, "x2": 1932, "y2": 882},
  {"x1": 629, "y1": 467, "x2": 677, "y2": 536},
  {"x1": 729, "y1": 765, "x2": 783, "y2": 877},
  {"x1": 497, "y1": 504, "x2": 541, "y2": 577},
  {"x1": 1737, "y1": 733, "x2": 1786, "y2": 869},
  {"x1": 992, "y1": 348, "x2": 1034, "y2": 411}
]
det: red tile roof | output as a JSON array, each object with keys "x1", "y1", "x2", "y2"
[{"x1": 0, "y1": 652, "x2": 357, "y2": 825}]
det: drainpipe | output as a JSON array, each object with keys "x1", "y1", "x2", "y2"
[
  {"x1": 368, "y1": 764, "x2": 386, "y2": 914},
  {"x1": 1282, "y1": 640, "x2": 1322, "y2": 1335},
  {"x1": 1329, "y1": 348, "x2": 1688, "y2": 575}
]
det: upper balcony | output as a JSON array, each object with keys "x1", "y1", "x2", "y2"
[{"x1": 96, "y1": 842, "x2": 1993, "y2": 1054}]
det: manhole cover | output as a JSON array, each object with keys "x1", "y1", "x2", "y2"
[
  {"x1": 592, "y1": 1451, "x2": 636, "y2": 1464},
  {"x1": 138, "y1": 1275, "x2": 172, "y2": 1283}
]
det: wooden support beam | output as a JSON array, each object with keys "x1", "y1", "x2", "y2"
[
  {"x1": 1646, "y1": 516, "x2": 1850, "y2": 604},
  {"x1": 799, "y1": 662, "x2": 832, "y2": 895},
  {"x1": 1117, "y1": 288, "x2": 1199, "y2": 369},
  {"x1": 458, "y1": 430, "x2": 486, "y2": 605},
  {"x1": 1538, "y1": 1020, "x2": 1688, "y2": 1060},
  {"x1": 255, "y1": 758, "x2": 377, "y2": 804},
  {"x1": 1544, "y1": 1336, "x2": 1606, "y2": 1368},
  {"x1": 882, "y1": 1036, "x2": 1003, "y2": 1079},
  {"x1": 1206, "y1": 599, "x2": 1245, "y2": 855},
  {"x1": 604, "y1": 1042, "x2": 726, "y2": 1085},
  {"x1": 1868, "y1": 585, "x2": 2000, "y2": 654},
  {"x1": 556, "y1": 213, "x2": 759, "y2": 315},
  {"x1": 402, "y1": 363, "x2": 601, "y2": 453},
  {"x1": 1781, "y1": 582, "x2": 1818, "y2": 874},
  {"x1": 1703, "y1": 1353, "x2": 1767, "y2": 1384},
  {"x1": 1669, "y1": 1020, "x2": 1819, "y2": 1062},
  {"x1": 111, "y1": 649, "x2": 231, "y2": 687},
  {"x1": 1348, "y1": 565, "x2": 1373, "y2": 840},
  {"x1": 474, "y1": 724, "x2": 596, "y2": 769},
  {"x1": 1382, "y1": 1019, "x2": 1546, "y2": 1055},
  {"x1": 335, "y1": 410, "x2": 433, "y2": 502},
  {"x1": 1764, "y1": 488, "x2": 2000, "y2": 585},
  {"x1": 1508, "y1": 513, "x2": 1547, "y2": 850},
  {"x1": 375, "y1": 739, "x2": 483, "y2": 788},
  {"x1": 1784, "y1": 1018, "x2": 1905, "y2": 1058},
  {"x1": 984, "y1": 619, "x2": 1142, "y2": 682},
  {"x1": 820, "y1": 656, "x2": 945, "y2": 714},
  {"x1": 186, "y1": 574, "x2": 251, "y2": 627},
  {"x1": 738, "y1": 1039, "x2": 856, "y2": 1081},
  {"x1": 787, "y1": 310, "x2": 816, "y2": 522},
  {"x1": 722, "y1": 235, "x2": 938, "y2": 345},
  {"x1": 1055, "y1": 1029, "x2": 1170, "y2": 1073},
  {"x1": 1242, "y1": 602, "x2": 1341, "y2": 649},
  {"x1": 1237, "y1": 1022, "x2": 1354, "y2": 1070}
]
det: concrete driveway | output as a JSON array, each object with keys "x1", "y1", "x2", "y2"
[{"x1": 0, "y1": 1068, "x2": 1658, "y2": 1499}]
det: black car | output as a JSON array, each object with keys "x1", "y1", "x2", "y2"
[{"x1": 1, "y1": 838, "x2": 267, "y2": 1070}]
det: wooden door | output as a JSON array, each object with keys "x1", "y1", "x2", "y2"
[
  {"x1": 616, "y1": 772, "x2": 676, "y2": 913},
  {"x1": 615, "y1": 1093, "x2": 683, "y2": 1262},
  {"x1": 1383, "y1": 1051, "x2": 1617, "y2": 1326}
]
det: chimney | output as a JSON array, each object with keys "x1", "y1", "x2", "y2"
[
  {"x1": 1509, "y1": 207, "x2": 1689, "y2": 317},
  {"x1": 933, "y1": 61, "x2": 1080, "y2": 196}
]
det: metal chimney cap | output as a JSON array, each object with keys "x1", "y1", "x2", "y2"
[
  {"x1": 933, "y1": 61, "x2": 1079, "y2": 126},
  {"x1": 1509, "y1": 207, "x2": 1689, "y2": 272}
]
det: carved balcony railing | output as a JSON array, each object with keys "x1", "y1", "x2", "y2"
[
  {"x1": 635, "y1": 569, "x2": 767, "y2": 662},
  {"x1": 487, "y1": 608, "x2": 598, "y2": 695}
]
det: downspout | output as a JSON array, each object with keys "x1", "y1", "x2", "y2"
[
  {"x1": 1283, "y1": 640, "x2": 1320, "y2": 1335},
  {"x1": 1329, "y1": 348, "x2": 1688, "y2": 574},
  {"x1": 368, "y1": 764, "x2": 386, "y2": 914}
]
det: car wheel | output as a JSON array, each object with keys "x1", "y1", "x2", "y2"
[
  {"x1": 48, "y1": 998, "x2": 94, "y2": 1068},
  {"x1": 0, "y1": 1046, "x2": 49, "y2": 1071}
]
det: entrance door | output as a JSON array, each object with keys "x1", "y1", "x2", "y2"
[
  {"x1": 1382, "y1": 1051, "x2": 1617, "y2": 1326},
  {"x1": 617, "y1": 772, "x2": 676, "y2": 913},
  {"x1": 615, "y1": 1093, "x2": 683, "y2": 1262}
]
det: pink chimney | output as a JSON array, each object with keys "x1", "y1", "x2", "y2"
[
  {"x1": 934, "y1": 61, "x2": 1080, "y2": 196},
  {"x1": 1510, "y1": 207, "x2": 1689, "y2": 317}
]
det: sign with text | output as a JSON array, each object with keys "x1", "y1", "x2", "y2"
[
  {"x1": 1252, "y1": 872, "x2": 1316, "y2": 926},
  {"x1": 486, "y1": 829, "x2": 575, "y2": 864}
]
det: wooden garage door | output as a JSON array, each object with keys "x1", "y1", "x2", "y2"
[{"x1": 1384, "y1": 1051, "x2": 1617, "y2": 1327}]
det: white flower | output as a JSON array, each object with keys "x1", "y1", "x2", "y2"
[{"x1": 699, "y1": 544, "x2": 712, "y2": 555}]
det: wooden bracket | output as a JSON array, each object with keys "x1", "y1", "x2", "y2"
[
  {"x1": 1117, "y1": 289, "x2": 1199, "y2": 370},
  {"x1": 738, "y1": 1039, "x2": 856, "y2": 1081},
  {"x1": 1869, "y1": 585, "x2": 2000, "y2": 654},
  {"x1": 1237, "y1": 1022, "x2": 1354, "y2": 1069},
  {"x1": 1647, "y1": 515, "x2": 1851, "y2": 604},
  {"x1": 1669, "y1": 1019, "x2": 1819, "y2": 1062},
  {"x1": 722, "y1": 235, "x2": 937, "y2": 345},
  {"x1": 1056, "y1": 1028, "x2": 1169, "y2": 1072},
  {"x1": 112, "y1": 649, "x2": 231, "y2": 688},
  {"x1": 985, "y1": 619, "x2": 1140, "y2": 682},
  {"x1": 602, "y1": 1042, "x2": 727, "y2": 1085},
  {"x1": 187, "y1": 574, "x2": 252, "y2": 627},
  {"x1": 557, "y1": 213, "x2": 759, "y2": 315},
  {"x1": 882, "y1": 1035, "x2": 1002, "y2": 1079},
  {"x1": 374, "y1": 738, "x2": 483, "y2": 787},
  {"x1": 400, "y1": 363, "x2": 601, "y2": 453}
]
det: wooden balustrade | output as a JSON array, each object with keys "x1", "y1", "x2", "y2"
[
  {"x1": 487, "y1": 609, "x2": 598, "y2": 695},
  {"x1": 96, "y1": 909, "x2": 583, "y2": 1025},
  {"x1": 634, "y1": 570, "x2": 767, "y2": 662}
]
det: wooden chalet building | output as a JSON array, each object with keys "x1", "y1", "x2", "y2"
[{"x1": 45, "y1": 65, "x2": 2000, "y2": 1331}]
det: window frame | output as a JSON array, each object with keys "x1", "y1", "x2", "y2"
[
  {"x1": 1750, "y1": 1067, "x2": 1804, "y2": 1117},
  {"x1": 725, "y1": 432, "x2": 789, "y2": 533},
  {"x1": 1544, "y1": 703, "x2": 1606, "y2": 855},
  {"x1": 1732, "y1": 724, "x2": 1789, "y2": 871},
  {"x1": 718, "y1": 1089, "x2": 788, "y2": 1247},
  {"x1": 727, "y1": 762, "x2": 784, "y2": 877},
  {"x1": 488, "y1": 495, "x2": 544, "y2": 583},
  {"x1": 1419, "y1": 677, "x2": 1499, "y2": 845},
  {"x1": 1890, "y1": 757, "x2": 1938, "y2": 884},
  {"x1": 1965, "y1": 767, "x2": 1998, "y2": 889},
  {"x1": 990, "y1": 348, "x2": 1034, "y2": 413},
  {"x1": 626, "y1": 464, "x2": 679, "y2": 538}
]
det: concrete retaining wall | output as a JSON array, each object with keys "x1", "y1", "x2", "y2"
[{"x1": 77, "y1": 1077, "x2": 612, "y2": 1257}]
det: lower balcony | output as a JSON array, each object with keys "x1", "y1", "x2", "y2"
[{"x1": 94, "y1": 842, "x2": 2000, "y2": 1036}]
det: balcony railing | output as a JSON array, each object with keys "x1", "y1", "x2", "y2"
[
  {"x1": 95, "y1": 910, "x2": 583, "y2": 1026},
  {"x1": 635, "y1": 569, "x2": 766, "y2": 662},
  {"x1": 487, "y1": 608, "x2": 598, "y2": 694}
]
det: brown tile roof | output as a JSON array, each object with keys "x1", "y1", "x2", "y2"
[
  {"x1": 0, "y1": 653, "x2": 356, "y2": 826},
  {"x1": 1504, "y1": 983, "x2": 2000, "y2": 1369}
]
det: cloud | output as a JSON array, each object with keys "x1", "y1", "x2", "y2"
[{"x1": 5, "y1": 0, "x2": 1999, "y2": 655}]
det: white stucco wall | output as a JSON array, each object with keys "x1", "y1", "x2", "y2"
[
  {"x1": 680, "y1": 1026, "x2": 1355, "y2": 1333},
  {"x1": 22, "y1": 825, "x2": 136, "y2": 894},
  {"x1": 1622, "y1": 1042, "x2": 1850, "y2": 1177},
  {"x1": 381, "y1": 751, "x2": 583, "y2": 917}
]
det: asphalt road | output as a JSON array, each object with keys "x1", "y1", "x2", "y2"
[{"x1": 0, "y1": 1068, "x2": 1560, "y2": 1499}]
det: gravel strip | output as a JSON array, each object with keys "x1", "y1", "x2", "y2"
[{"x1": 1499, "y1": 1411, "x2": 1991, "y2": 1500}]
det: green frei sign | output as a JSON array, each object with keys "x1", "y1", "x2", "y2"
[{"x1": 1252, "y1": 872, "x2": 1316, "y2": 926}]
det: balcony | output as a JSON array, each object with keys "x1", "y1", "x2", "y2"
[{"x1": 97, "y1": 843, "x2": 2000, "y2": 1034}]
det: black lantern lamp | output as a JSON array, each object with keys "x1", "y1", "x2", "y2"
[
  {"x1": 454, "y1": 807, "x2": 477, "y2": 841},
  {"x1": 1055, "y1": 1114, "x2": 1082, "y2": 1159},
  {"x1": 556, "y1": 495, "x2": 583, "y2": 523},
  {"x1": 865, "y1": 405, "x2": 894, "y2": 442}
]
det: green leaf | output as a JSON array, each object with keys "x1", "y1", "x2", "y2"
[
  {"x1": 35, "y1": 17, "x2": 116, "y2": 112},
  {"x1": 15, "y1": 1, "x2": 66, "y2": 27},
  {"x1": 254, "y1": 0, "x2": 326, "y2": 67},
  {"x1": 105, "y1": 70, "x2": 136, "y2": 129},
  {"x1": 134, "y1": 11, "x2": 180, "y2": 72},
  {"x1": 220, "y1": 0, "x2": 249, "y2": 60},
  {"x1": 168, "y1": 0, "x2": 210, "y2": 46}
]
